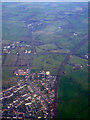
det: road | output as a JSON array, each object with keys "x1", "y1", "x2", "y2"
[
  {"x1": 27, "y1": 80, "x2": 51, "y2": 118},
  {"x1": 26, "y1": 25, "x2": 52, "y2": 118},
  {"x1": 27, "y1": 22, "x2": 88, "y2": 119},
  {"x1": 54, "y1": 35, "x2": 88, "y2": 119}
]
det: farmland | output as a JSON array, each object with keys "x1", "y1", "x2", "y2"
[{"x1": 2, "y1": 2, "x2": 88, "y2": 119}]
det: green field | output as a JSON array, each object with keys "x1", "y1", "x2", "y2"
[
  {"x1": 32, "y1": 54, "x2": 66, "y2": 75},
  {"x1": 36, "y1": 44, "x2": 58, "y2": 53},
  {"x1": 2, "y1": 2, "x2": 88, "y2": 119},
  {"x1": 2, "y1": 69, "x2": 19, "y2": 89},
  {"x1": 58, "y1": 70, "x2": 88, "y2": 118},
  {"x1": 4, "y1": 54, "x2": 17, "y2": 66},
  {"x1": 64, "y1": 55, "x2": 88, "y2": 75}
]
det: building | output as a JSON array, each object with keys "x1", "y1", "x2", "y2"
[
  {"x1": 14, "y1": 69, "x2": 29, "y2": 76},
  {"x1": 46, "y1": 71, "x2": 50, "y2": 75}
]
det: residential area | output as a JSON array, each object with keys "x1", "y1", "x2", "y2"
[{"x1": 1, "y1": 70, "x2": 56, "y2": 119}]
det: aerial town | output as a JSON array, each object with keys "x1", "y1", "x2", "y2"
[
  {"x1": 1, "y1": 70, "x2": 56, "y2": 119},
  {"x1": 2, "y1": 2, "x2": 88, "y2": 119}
]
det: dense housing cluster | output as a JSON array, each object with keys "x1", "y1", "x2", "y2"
[
  {"x1": 1, "y1": 70, "x2": 56, "y2": 119},
  {"x1": 2, "y1": 2, "x2": 88, "y2": 119}
]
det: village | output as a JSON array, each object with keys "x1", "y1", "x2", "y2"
[
  {"x1": 2, "y1": 41, "x2": 31, "y2": 55},
  {"x1": 1, "y1": 69, "x2": 56, "y2": 119},
  {"x1": 2, "y1": 2, "x2": 88, "y2": 119},
  {"x1": 2, "y1": 41, "x2": 88, "y2": 61}
]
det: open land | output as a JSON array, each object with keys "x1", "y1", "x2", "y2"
[{"x1": 1, "y1": 2, "x2": 89, "y2": 119}]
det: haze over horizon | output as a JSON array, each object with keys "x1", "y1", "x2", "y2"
[{"x1": 1, "y1": 0, "x2": 90, "y2": 2}]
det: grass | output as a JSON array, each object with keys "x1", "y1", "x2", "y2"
[
  {"x1": 2, "y1": 69, "x2": 19, "y2": 90},
  {"x1": 76, "y1": 42, "x2": 88, "y2": 54},
  {"x1": 75, "y1": 107, "x2": 89, "y2": 118},
  {"x1": 2, "y1": 18, "x2": 29, "y2": 41},
  {"x1": 58, "y1": 76, "x2": 79, "y2": 101},
  {"x1": 69, "y1": 71, "x2": 88, "y2": 91},
  {"x1": 58, "y1": 70, "x2": 88, "y2": 118},
  {"x1": 2, "y1": 64, "x2": 29, "y2": 90},
  {"x1": 64, "y1": 55, "x2": 88, "y2": 77},
  {"x1": 69, "y1": 55, "x2": 88, "y2": 72},
  {"x1": 4, "y1": 54, "x2": 17, "y2": 66},
  {"x1": 32, "y1": 54, "x2": 66, "y2": 75},
  {"x1": 2, "y1": 2, "x2": 88, "y2": 118},
  {"x1": 58, "y1": 95, "x2": 88, "y2": 118},
  {"x1": 50, "y1": 49, "x2": 70, "y2": 54},
  {"x1": 36, "y1": 44, "x2": 58, "y2": 53}
]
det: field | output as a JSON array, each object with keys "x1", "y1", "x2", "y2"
[
  {"x1": 58, "y1": 56, "x2": 88, "y2": 118},
  {"x1": 32, "y1": 54, "x2": 66, "y2": 75},
  {"x1": 2, "y1": 2, "x2": 88, "y2": 119},
  {"x1": 2, "y1": 68, "x2": 19, "y2": 89},
  {"x1": 58, "y1": 70, "x2": 88, "y2": 118}
]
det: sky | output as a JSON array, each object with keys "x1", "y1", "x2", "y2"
[{"x1": 1, "y1": 0, "x2": 90, "y2": 2}]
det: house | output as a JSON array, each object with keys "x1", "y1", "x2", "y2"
[
  {"x1": 14, "y1": 69, "x2": 29, "y2": 76},
  {"x1": 46, "y1": 71, "x2": 50, "y2": 75},
  {"x1": 73, "y1": 33, "x2": 78, "y2": 36}
]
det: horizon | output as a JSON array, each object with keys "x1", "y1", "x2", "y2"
[{"x1": 1, "y1": 0, "x2": 90, "y2": 3}]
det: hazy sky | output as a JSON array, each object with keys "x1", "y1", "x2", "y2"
[{"x1": 1, "y1": 0, "x2": 90, "y2": 2}]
